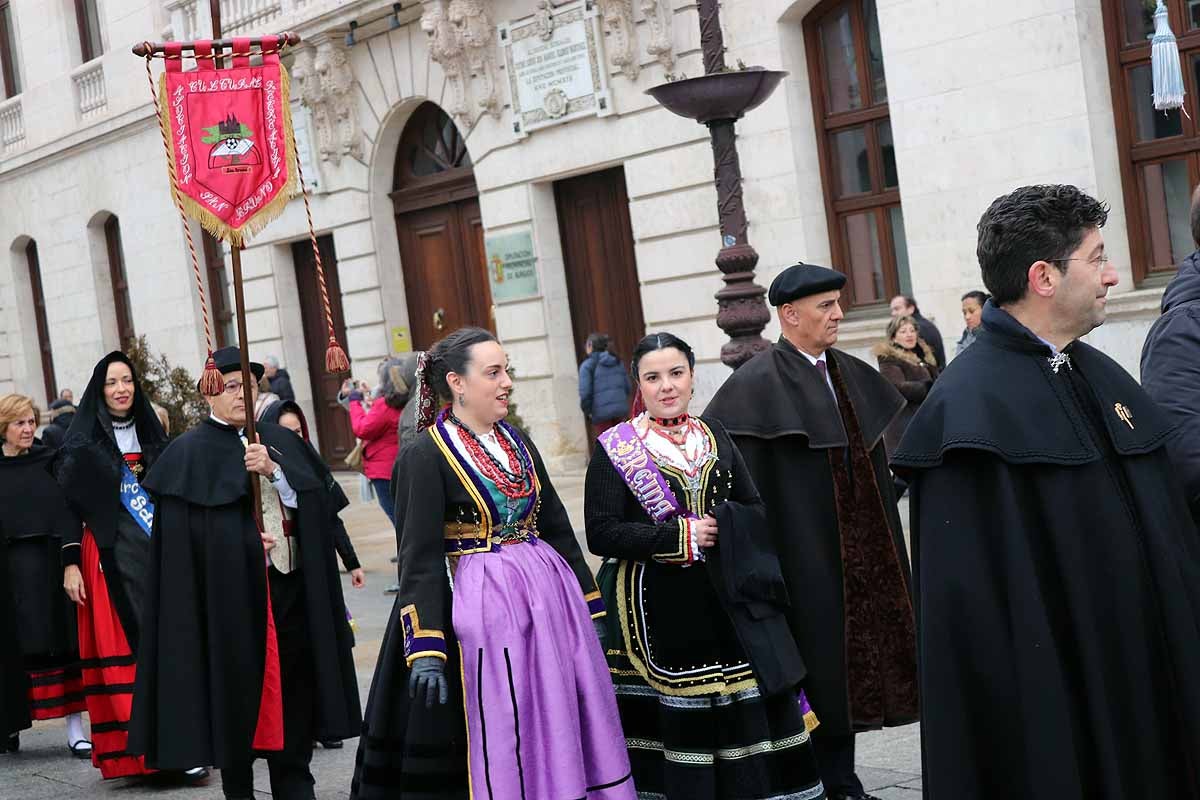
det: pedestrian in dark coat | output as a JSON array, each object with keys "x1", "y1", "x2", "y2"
[
  {"x1": 893, "y1": 184, "x2": 1200, "y2": 798},
  {"x1": 264, "y1": 356, "x2": 295, "y2": 402},
  {"x1": 578, "y1": 333, "x2": 632, "y2": 445},
  {"x1": 40, "y1": 400, "x2": 76, "y2": 450},
  {"x1": 873, "y1": 316, "x2": 939, "y2": 454},
  {"x1": 1141, "y1": 208, "x2": 1200, "y2": 527},
  {"x1": 706, "y1": 263, "x2": 916, "y2": 800}
]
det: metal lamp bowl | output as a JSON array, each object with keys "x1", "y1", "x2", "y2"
[{"x1": 645, "y1": 67, "x2": 788, "y2": 124}]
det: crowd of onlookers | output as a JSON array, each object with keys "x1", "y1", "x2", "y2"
[{"x1": 874, "y1": 291, "x2": 989, "y2": 455}]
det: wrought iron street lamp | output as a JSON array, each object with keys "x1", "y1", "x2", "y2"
[{"x1": 646, "y1": 0, "x2": 785, "y2": 369}]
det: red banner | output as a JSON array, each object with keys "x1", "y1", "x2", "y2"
[{"x1": 159, "y1": 36, "x2": 296, "y2": 246}]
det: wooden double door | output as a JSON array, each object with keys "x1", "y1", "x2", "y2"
[
  {"x1": 395, "y1": 197, "x2": 492, "y2": 350},
  {"x1": 555, "y1": 167, "x2": 646, "y2": 370}
]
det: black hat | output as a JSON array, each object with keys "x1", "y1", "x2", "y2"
[
  {"x1": 210, "y1": 346, "x2": 264, "y2": 381},
  {"x1": 768, "y1": 262, "x2": 847, "y2": 307}
]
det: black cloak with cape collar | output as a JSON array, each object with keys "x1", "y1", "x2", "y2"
[
  {"x1": 704, "y1": 336, "x2": 917, "y2": 737},
  {"x1": 53, "y1": 354, "x2": 166, "y2": 552},
  {"x1": 892, "y1": 302, "x2": 1200, "y2": 797},
  {"x1": 255, "y1": 421, "x2": 362, "y2": 740},
  {"x1": 127, "y1": 417, "x2": 282, "y2": 769},
  {"x1": 0, "y1": 442, "x2": 80, "y2": 738},
  {"x1": 259, "y1": 400, "x2": 361, "y2": 573}
]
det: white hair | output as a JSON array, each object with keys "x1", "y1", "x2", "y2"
[{"x1": 264, "y1": 356, "x2": 280, "y2": 368}]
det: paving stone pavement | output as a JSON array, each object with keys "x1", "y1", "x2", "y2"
[{"x1": 0, "y1": 474, "x2": 921, "y2": 798}]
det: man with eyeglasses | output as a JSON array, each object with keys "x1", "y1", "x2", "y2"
[
  {"x1": 890, "y1": 184, "x2": 1200, "y2": 797},
  {"x1": 128, "y1": 346, "x2": 360, "y2": 800}
]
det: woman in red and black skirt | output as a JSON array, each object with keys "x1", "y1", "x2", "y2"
[
  {"x1": 0, "y1": 394, "x2": 89, "y2": 756},
  {"x1": 54, "y1": 353, "x2": 205, "y2": 782}
]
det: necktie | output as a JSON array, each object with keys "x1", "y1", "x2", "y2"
[{"x1": 815, "y1": 359, "x2": 838, "y2": 406}]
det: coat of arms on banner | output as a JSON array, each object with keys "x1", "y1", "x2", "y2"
[{"x1": 158, "y1": 37, "x2": 297, "y2": 246}]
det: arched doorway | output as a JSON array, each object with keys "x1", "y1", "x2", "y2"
[{"x1": 391, "y1": 103, "x2": 493, "y2": 349}]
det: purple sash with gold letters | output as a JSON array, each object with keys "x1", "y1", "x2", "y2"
[{"x1": 599, "y1": 422, "x2": 692, "y2": 522}]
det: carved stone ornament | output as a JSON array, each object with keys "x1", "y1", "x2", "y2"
[
  {"x1": 641, "y1": 0, "x2": 675, "y2": 71},
  {"x1": 534, "y1": 0, "x2": 555, "y2": 40},
  {"x1": 449, "y1": 0, "x2": 501, "y2": 120},
  {"x1": 597, "y1": 0, "x2": 638, "y2": 80},
  {"x1": 421, "y1": 0, "x2": 467, "y2": 122},
  {"x1": 292, "y1": 39, "x2": 363, "y2": 165},
  {"x1": 420, "y1": 0, "x2": 500, "y2": 126}
]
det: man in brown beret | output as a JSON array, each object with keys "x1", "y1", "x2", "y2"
[{"x1": 705, "y1": 263, "x2": 917, "y2": 800}]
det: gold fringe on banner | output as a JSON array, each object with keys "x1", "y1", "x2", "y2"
[{"x1": 158, "y1": 66, "x2": 299, "y2": 248}]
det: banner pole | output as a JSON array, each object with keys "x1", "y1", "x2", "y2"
[{"x1": 230, "y1": 243, "x2": 264, "y2": 531}]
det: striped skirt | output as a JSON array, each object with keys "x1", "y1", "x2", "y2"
[
  {"x1": 78, "y1": 531, "x2": 152, "y2": 779},
  {"x1": 611, "y1": 671, "x2": 825, "y2": 800},
  {"x1": 27, "y1": 665, "x2": 85, "y2": 720}
]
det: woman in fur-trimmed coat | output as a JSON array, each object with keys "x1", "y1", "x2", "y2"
[{"x1": 875, "y1": 315, "x2": 939, "y2": 454}]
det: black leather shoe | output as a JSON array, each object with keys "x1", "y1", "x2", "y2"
[
  {"x1": 832, "y1": 793, "x2": 883, "y2": 800},
  {"x1": 384, "y1": 584, "x2": 400, "y2": 594},
  {"x1": 1, "y1": 733, "x2": 17, "y2": 753},
  {"x1": 316, "y1": 738, "x2": 344, "y2": 749}
]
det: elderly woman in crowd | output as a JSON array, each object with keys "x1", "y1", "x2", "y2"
[
  {"x1": 875, "y1": 315, "x2": 940, "y2": 454},
  {"x1": 0, "y1": 394, "x2": 89, "y2": 757}
]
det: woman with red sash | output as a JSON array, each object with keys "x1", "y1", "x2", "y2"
[
  {"x1": 0, "y1": 394, "x2": 88, "y2": 757},
  {"x1": 585, "y1": 333, "x2": 826, "y2": 800},
  {"x1": 54, "y1": 353, "x2": 207, "y2": 783}
]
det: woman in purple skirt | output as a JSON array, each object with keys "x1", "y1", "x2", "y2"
[{"x1": 351, "y1": 327, "x2": 634, "y2": 800}]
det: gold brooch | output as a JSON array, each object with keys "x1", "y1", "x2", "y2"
[{"x1": 1114, "y1": 403, "x2": 1134, "y2": 430}]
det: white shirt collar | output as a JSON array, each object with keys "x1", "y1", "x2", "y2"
[
  {"x1": 797, "y1": 349, "x2": 827, "y2": 368},
  {"x1": 210, "y1": 413, "x2": 242, "y2": 434}
]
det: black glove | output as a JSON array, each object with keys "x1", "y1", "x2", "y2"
[
  {"x1": 408, "y1": 656, "x2": 448, "y2": 708},
  {"x1": 593, "y1": 618, "x2": 608, "y2": 649}
]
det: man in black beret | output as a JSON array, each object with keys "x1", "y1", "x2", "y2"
[
  {"x1": 129, "y1": 346, "x2": 360, "y2": 800},
  {"x1": 705, "y1": 263, "x2": 916, "y2": 800}
]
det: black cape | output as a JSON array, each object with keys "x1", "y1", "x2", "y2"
[
  {"x1": 259, "y1": 400, "x2": 361, "y2": 572},
  {"x1": 127, "y1": 418, "x2": 279, "y2": 769},
  {"x1": 53, "y1": 351, "x2": 166, "y2": 647},
  {"x1": 704, "y1": 337, "x2": 917, "y2": 736},
  {"x1": 892, "y1": 303, "x2": 1200, "y2": 798},
  {"x1": 0, "y1": 442, "x2": 78, "y2": 737},
  {"x1": 256, "y1": 422, "x2": 362, "y2": 740}
]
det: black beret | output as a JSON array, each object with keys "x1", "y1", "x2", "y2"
[
  {"x1": 768, "y1": 262, "x2": 847, "y2": 306},
  {"x1": 210, "y1": 345, "x2": 265, "y2": 381}
]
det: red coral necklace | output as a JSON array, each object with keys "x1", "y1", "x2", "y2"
[{"x1": 449, "y1": 414, "x2": 533, "y2": 500}]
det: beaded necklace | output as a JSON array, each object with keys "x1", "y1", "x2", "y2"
[
  {"x1": 448, "y1": 413, "x2": 534, "y2": 500},
  {"x1": 643, "y1": 415, "x2": 707, "y2": 476}
]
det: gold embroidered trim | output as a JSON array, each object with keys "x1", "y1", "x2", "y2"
[{"x1": 615, "y1": 560, "x2": 757, "y2": 697}]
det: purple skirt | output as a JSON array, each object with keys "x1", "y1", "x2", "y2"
[{"x1": 452, "y1": 537, "x2": 635, "y2": 799}]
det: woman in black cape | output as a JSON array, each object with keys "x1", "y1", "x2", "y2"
[
  {"x1": 0, "y1": 394, "x2": 88, "y2": 756},
  {"x1": 52, "y1": 352, "x2": 184, "y2": 780}
]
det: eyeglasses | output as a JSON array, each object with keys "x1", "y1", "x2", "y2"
[
  {"x1": 222, "y1": 380, "x2": 254, "y2": 395},
  {"x1": 1046, "y1": 255, "x2": 1110, "y2": 267}
]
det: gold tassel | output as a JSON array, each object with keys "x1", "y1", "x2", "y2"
[{"x1": 803, "y1": 709, "x2": 820, "y2": 733}]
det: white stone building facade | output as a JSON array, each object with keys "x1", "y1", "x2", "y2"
[{"x1": 0, "y1": 0, "x2": 1186, "y2": 468}]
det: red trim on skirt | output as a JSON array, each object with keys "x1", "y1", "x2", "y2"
[
  {"x1": 27, "y1": 666, "x2": 86, "y2": 720},
  {"x1": 78, "y1": 529, "x2": 154, "y2": 778}
]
